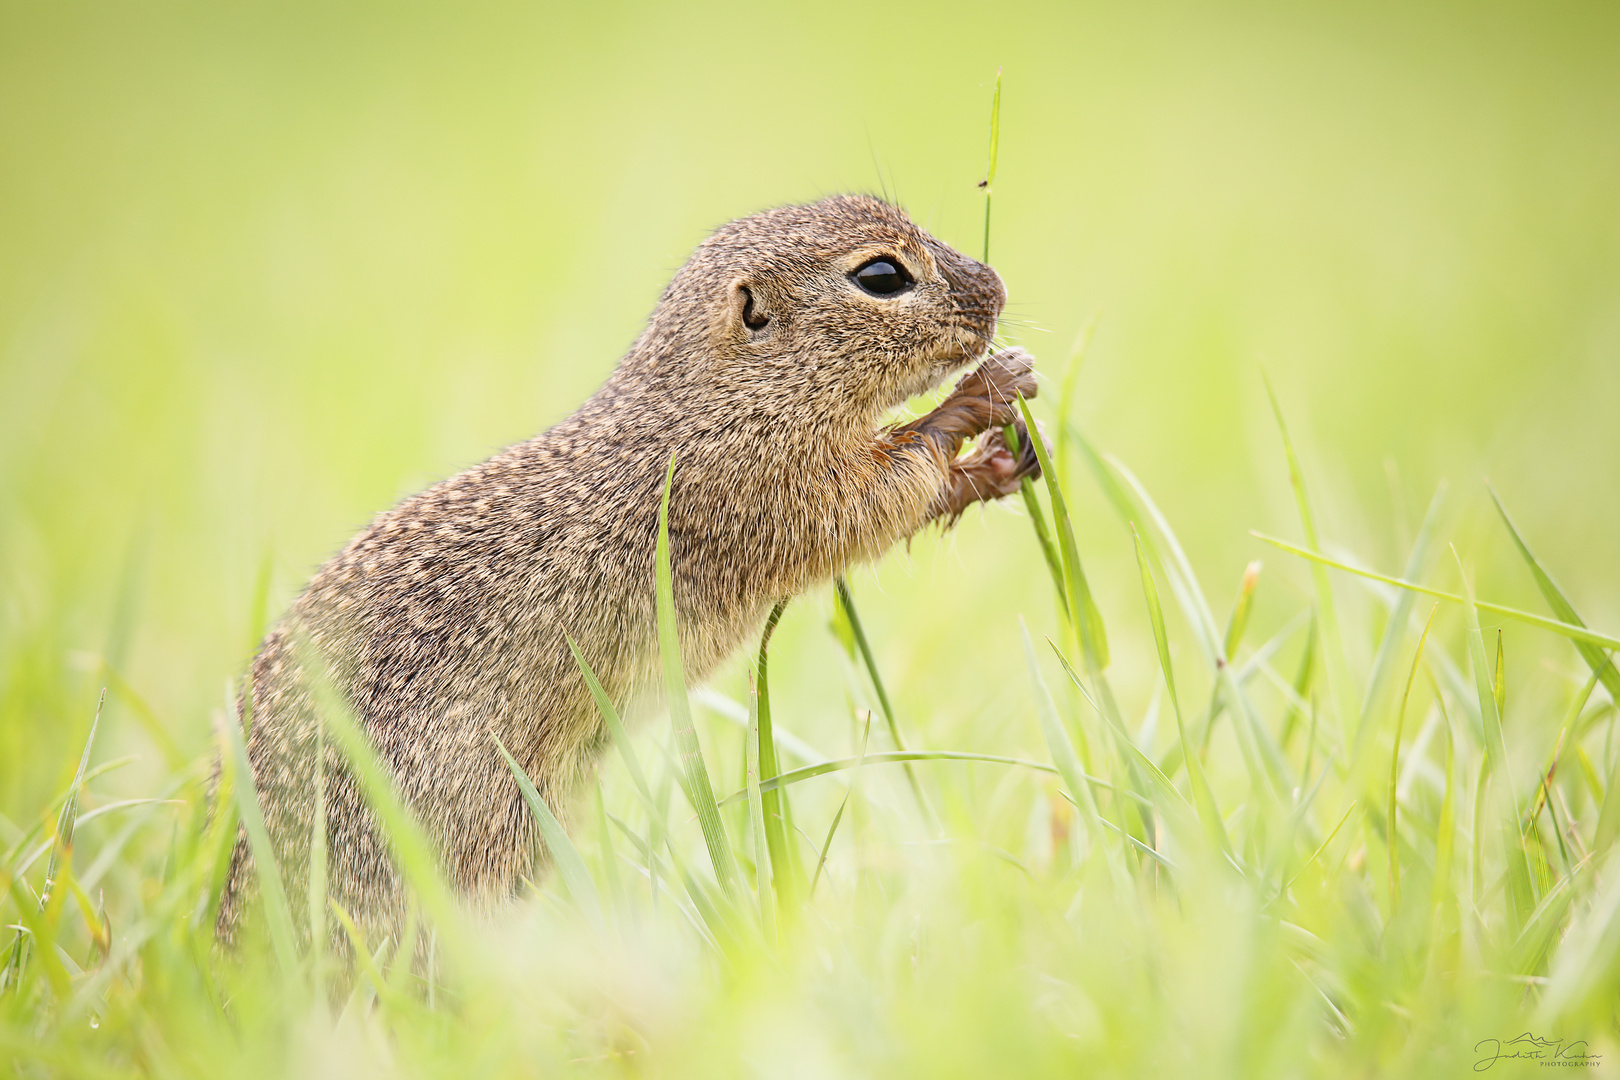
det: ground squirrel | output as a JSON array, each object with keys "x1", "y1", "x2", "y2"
[{"x1": 217, "y1": 194, "x2": 1041, "y2": 948}]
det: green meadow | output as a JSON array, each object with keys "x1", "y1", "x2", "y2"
[{"x1": 3, "y1": 2, "x2": 1618, "y2": 1076}]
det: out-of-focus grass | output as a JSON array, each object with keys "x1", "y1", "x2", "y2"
[{"x1": 3, "y1": 1, "x2": 1619, "y2": 1076}]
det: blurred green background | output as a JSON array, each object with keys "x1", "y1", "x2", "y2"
[{"x1": 3, "y1": 0, "x2": 1617, "y2": 815}]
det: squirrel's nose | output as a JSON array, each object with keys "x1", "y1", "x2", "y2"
[
  {"x1": 982, "y1": 263, "x2": 1008, "y2": 311},
  {"x1": 957, "y1": 257, "x2": 1006, "y2": 323},
  {"x1": 929, "y1": 239, "x2": 1006, "y2": 319}
]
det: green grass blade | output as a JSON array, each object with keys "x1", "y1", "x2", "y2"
[
  {"x1": 1081, "y1": 437, "x2": 1223, "y2": 664},
  {"x1": 610, "y1": 829, "x2": 721, "y2": 954},
  {"x1": 833, "y1": 578, "x2": 937, "y2": 829},
  {"x1": 198, "y1": 739, "x2": 242, "y2": 935},
  {"x1": 1389, "y1": 604, "x2": 1439, "y2": 911},
  {"x1": 1263, "y1": 376, "x2": 1356, "y2": 745},
  {"x1": 743, "y1": 672, "x2": 776, "y2": 945},
  {"x1": 1132, "y1": 525, "x2": 1181, "y2": 723},
  {"x1": 1453, "y1": 551, "x2": 1512, "y2": 787},
  {"x1": 1490, "y1": 484, "x2": 1620, "y2": 702},
  {"x1": 1509, "y1": 866, "x2": 1582, "y2": 979},
  {"x1": 4, "y1": 875, "x2": 69, "y2": 999},
  {"x1": 1095, "y1": 813, "x2": 1177, "y2": 871},
  {"x1": 1054, "y1": 316, "x2": 1099, "y2": 494},
  {"x1": 302, "y1": 642, "x2": 462, "y2": 955},
  {"x1": 1536, "y1": 846, "x2": 1620, "y2": 1027},
  {"x1": 980, "y1": 66, "x2": 1001, "y2": 263},
  {"x1": 753, "y1": 601, "x2": 799, "y2": 919},
  {"x1": 307, "y1": 719, "x2": 327, "y2": 995},
  {"x1": 1594, "y1": 777, "x2": 1620, "y2": 861},
  {"x1": 1020, "y1": 618, "x2": 1125, "y2": 887},
  {"x1": 1280, "y1": 615, "x2": 1317, "y2": 749},
  {"x1": 219, "y1": 678, "x2": 299, "y2": 978},
  {"x1": 717, "y1": 750, "x2": 1139, "y2": 807},
  {"x1": 810, "y1": 712, "x2": 872, "y2": 897},
  {"x1": 1253, "y1": 533, "x2": 1620, "y2": 651},
  {"x1": 1018, "y1": 396, "x2": 1108, "y2": 671},
  {"x1": 656, "y1": 453, "x2": 741, "y2": 900},
  {"x1": 1132, "y1": 526, "x2": 1228, "y2": 854},
  {"x1": 567, "y1": 633, "x2": 663, "y2": 908},
  {"x1": 1470, "y1": 743, "x2": 1490, "y2": 912},
  {"x1": 568, "y1": 635, "x2": 655, "y2": 805},
  {"x1": 1432, "y1": 680, "x2": 1457, "y2": 915},
  {"x1": 1003, "y1": 424, "x2": 1068, "y2": 616},
  {"x1": 1361, "y1": 483, "x2": 1446, "y2": 726},
  {"x1": 1044, "y1": 645, "x2": 1158, "y2": 846},
  {"x1": 1453, "y1": 548, "x2": 1533, "y2": 929},
  {"x1": 4, "y1": 756, "x2": 139, "y2": 875},
  {"x1": 1219, "y1": 660, "x2": 1292, "y2": 805},
  {"x1": 491, "y1": 732, "x2": 605, "y2": 936},
  {"x1": 649, "y1": 739, "x2": 751, "y2": 949},
  {"x1": 1493, "y1": 631, "x2": 1506, "y2": 719},
  {"x1": 659, "y1": 832, "x2": 737, "y2": 956},
  {"x1": 1048, "y1": 642, "x2": 1200, "y2": 856},
  {"x1": 328, "y1": 896, "x2": 395, "y2": 1012},
  {"x1": 593, "y1": 786, "x2": 623, "y2": 910},
  {"x1": 4, "y1": 689, "x2": 106, "y2": 992},
  {"x1": 383, "y1": 896, "x2": 421, "y2": 1005},
  {"x1": 1284, "y1": 800, "x2": 1360, "y2": 895},
  {"x1": 1223, "y1": 561, "x2": 1262, "y2": 662},
  {"x1": 1596, "y1": 746, "x2": 1620, "y2": 860}
]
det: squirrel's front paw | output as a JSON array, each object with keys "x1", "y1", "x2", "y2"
[
  {"x1": 952, "y1": 347, "x2": 1038, "y2": 430},
  {"x1": 937, "y1": 417, "x2": 1046, "y2": 521},
  {"x1": 897, "y1": 347, "x2": 1039, "y2": 451}
]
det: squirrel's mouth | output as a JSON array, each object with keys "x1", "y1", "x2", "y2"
[
  {"x1": 932, "y1": 325, "x2": 996, "y2": 372},
  {"x1": 893, "y1": 333, "x2": 995, "y2": 402},
  {"x1": 876, "y1": 325, "x2": 998, "y2": 415}
]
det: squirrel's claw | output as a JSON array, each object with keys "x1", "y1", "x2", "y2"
[
  {"x1": 954, "y1": 347, "x2": 1038, "y2": 430},
  {"x1": 936, "y1": 417, "x2": 1048, "y2": 523}
]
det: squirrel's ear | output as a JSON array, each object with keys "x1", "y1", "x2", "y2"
[{"x1": 727, "y1": 278, "x2": 771, "y2": 335}]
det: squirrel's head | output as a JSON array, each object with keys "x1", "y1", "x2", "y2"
[{"x1": 636, "y1": 195, "x2": 1006, "y2": 421}]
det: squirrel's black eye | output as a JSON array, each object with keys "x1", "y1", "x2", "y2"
[{"x1": 852, "y1": 258, "x2": 913, "y2": 297}]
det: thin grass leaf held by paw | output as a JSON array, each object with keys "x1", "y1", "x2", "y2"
[
  {"x1": 1003, "y1": 422, "x2": 1066, "y2": 617},
  {"x1": 1017, "y1": 395, "x2": 1108, "y2": 672}
]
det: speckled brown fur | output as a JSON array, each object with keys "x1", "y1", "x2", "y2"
[{"x1": 216, "y1": 194, "x2": 1040, "y2": 949}]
